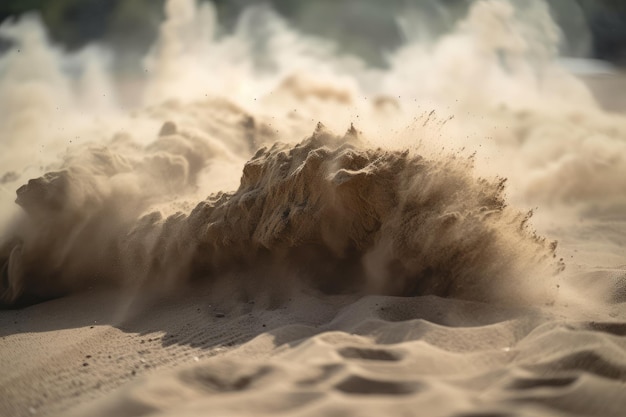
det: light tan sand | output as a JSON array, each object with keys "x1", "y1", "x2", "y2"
[
  {"x1": 1, "y1": 268, "x2": 626, "y2": 417},
  {"x1": 2, "y1": 1, "x2": 626, "y2": 416}
]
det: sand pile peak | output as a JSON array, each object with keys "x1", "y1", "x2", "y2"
[{"x1": 1, "y1": 122, "x2": 561, "y2": 307}]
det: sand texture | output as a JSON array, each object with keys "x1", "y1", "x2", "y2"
[
  {"x1": 2, "y1": 1, "x2": 626, "y2": 416},
  {"x1": 2, "y1": 273, "x2": 626, "y2": 417}
]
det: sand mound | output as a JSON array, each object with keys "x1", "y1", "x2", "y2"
[{"x1": 1, "y1": 121, "x2": 561, "y2": 307}]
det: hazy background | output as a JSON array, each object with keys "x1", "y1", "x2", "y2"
[{"x1": 1, "y1": 0, "x2": 624, "y2": 74}]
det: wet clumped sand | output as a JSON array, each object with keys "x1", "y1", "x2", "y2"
[{"x1": 1, "y1": 1, "x2": 626, "y2": 417}]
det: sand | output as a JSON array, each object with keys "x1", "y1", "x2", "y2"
[
  {"x1": 2, "y1": 271, "x2": 626, "y2": 417},
  {"x1": 2, "y1": 1, "x2": 626, "y2": 416}
]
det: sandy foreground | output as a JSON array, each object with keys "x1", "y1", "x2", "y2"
[
  {"x1": 2, "y1": 1, "x2": 626, "y2": 416},
  {"x1": 0, "y1": 265, "x2": 624, "y2": 417}
]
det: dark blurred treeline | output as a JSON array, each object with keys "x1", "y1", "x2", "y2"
[{"x1": 0, "y1": 0, "x2": 624, "y2": 68}]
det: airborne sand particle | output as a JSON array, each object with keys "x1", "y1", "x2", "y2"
[
  {"x1": 0, "y1": 120, "x2": 561, "y2": 307},
  {"x1": 0, "y1": 0, "x2": 624, "y2": 313}
]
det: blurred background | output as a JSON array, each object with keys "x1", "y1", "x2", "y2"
[
  {"x1": 0, "y1": 0, "x2": 625, "y2": 112},
  {"x1": 0, "y1": 0, "x2": 624, "y2": 69}
]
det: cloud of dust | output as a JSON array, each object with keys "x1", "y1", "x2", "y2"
[{"x1": 0, "y1": 0, "x2": 624, "y2": 308}]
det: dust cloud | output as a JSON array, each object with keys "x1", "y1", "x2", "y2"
[{"x1": 0, "y1": 0, "x2": 624, "y2": 308}]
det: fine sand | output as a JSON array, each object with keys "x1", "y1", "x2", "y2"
[
  {"x1": 1, "y1": 267, "x2": 626, "y2": 417},
  {"x1": 2, "y1": 1, "x2": 626, "y2": 416}
]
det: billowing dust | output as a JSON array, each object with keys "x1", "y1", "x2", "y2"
[{"x1": 0, "y1": 0, "x2": 624, "y2": 309}]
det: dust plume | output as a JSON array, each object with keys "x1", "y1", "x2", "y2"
[{"x1": 0, "y1": 0, "x2": 624, "y2": 310}]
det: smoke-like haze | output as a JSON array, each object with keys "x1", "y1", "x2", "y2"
[{"x1": 0, "y1": 0, "x2": 624, "y2": 308}]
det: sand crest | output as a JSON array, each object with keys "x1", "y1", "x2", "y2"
[{"x1": 2, "y1": 122, "x2": 559, "y2": 307}]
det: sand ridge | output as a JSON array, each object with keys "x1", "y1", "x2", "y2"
[
  {"x1": 7, "y1": 282, "x2": 610, "y2": 417},
  {"x1": 2, "y1": 120, "x2": 561, "y2": 307}
]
